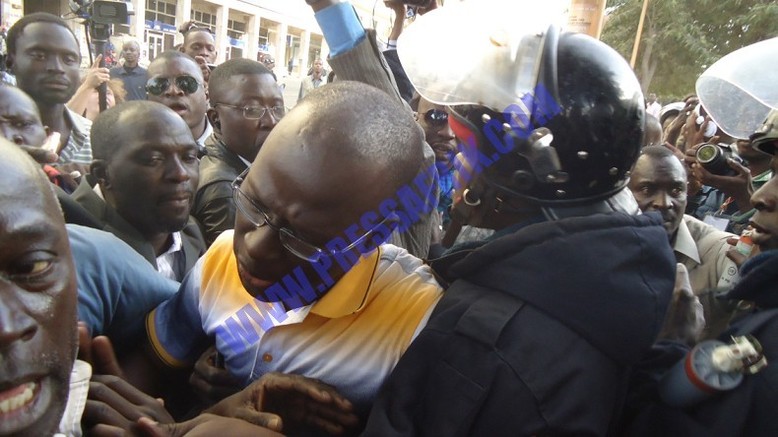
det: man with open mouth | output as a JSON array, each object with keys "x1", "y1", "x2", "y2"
[{"x1": 0, "y1": 137, "x2": 82, "y2": 437}]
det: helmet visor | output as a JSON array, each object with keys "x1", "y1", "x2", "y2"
[
  {"x1": 696, "y1": 37, "x2": 778, "y2": 140},
  {"x1": 397, "y1": 0, "x2": 566, "y2": 111}
]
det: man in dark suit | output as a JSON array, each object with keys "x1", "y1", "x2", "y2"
[{"x1": 71, "y1": 100, "x2": 205, "y2": 280}]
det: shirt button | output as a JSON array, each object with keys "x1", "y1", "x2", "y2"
[{"x1": 262, "y1": 353, "x2": 273, "y2": 362}]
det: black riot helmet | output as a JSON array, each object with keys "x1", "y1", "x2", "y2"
[
  {"x1": 399, "y1": 3, "x2": 645, "y2": 215},
  {"x1": 449, "y1": 29, "x2": 644, "y2": 206},
  {"x1": 750, "y1": 109, "x2": 778, "y2": 156}
]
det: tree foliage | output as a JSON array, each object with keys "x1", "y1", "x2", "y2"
[{"x1": 601, "y1": 0, "x2": 778, "y2": 101}]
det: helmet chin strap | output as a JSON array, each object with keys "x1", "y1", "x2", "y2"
[{"x1": 541, "y1": 187, "x2": 640, "y2": 221}]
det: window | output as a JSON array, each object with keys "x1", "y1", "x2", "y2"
[{"x1": 146, "y1": 0, "x2": 176, "y2": 26}]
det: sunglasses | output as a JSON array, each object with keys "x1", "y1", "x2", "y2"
[
  {"x1": 424, "y1": 109, "x2": 449, "y2": 126},
  {"x1": 145, "y1": 75, "x2": 201, "y2": 96}
]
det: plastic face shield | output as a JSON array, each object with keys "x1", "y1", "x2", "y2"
[
  {"x1": 397, "y1": 0, "x2": 566, "y2": 112},
  {"x1": 696, "y1": 37, "x2": 778, "y2": 140}
]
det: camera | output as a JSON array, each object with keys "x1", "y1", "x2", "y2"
[
  {"x1": 69, "y1": 0, "x2": 133, "y2": 40},
  {"x1": 696, "y1": 143, "x2": 744, "y2": 176}
]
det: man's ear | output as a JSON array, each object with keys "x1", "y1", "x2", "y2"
[
  {"x1": 90, "y1": 160, "x2": 110, "y2": 189},
  {"x1": 207, "y1": 108, "x2": 220, "y2": 133},
  {"x1": 5, "y1": 53, "x2": 14, "y2": 73}
]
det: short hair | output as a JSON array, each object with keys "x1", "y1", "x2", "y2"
[
  {"x1": 153, "y1": 50, "x2": 198, "y2": 64},
  {"x1": 91, "y1": 101, "x2": 174, "y2": 161},
  {"x1": 148, "y1": 51, "x2": 203, "y2": 83},
  {"x1": 121, "y1": 40, "x2": 140, "y2": 50},
  {"x1": 209, "y1": 58, "x2": 274, "y2": 100},
  {"x1": 638, "y1": 145, "x2": 687, "y2": 178},
  {"x1": 183, "y1": 26, "x2": 215, "y2": 37},
  {"x1": 6, "y1": 12, "x2": 80, "y2": 56},
  {"x1": 640, "y1": 145, "x2": 678, "y2": 160},
  {"x1": 299, "y1": 81, "x2": 425, "y2": 190}
]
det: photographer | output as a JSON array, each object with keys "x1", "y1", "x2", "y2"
[{"x1": 685, "y1": 137, "x2": 772, "y2": 234}]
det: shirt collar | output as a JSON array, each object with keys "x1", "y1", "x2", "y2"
[
  {"x1": 196, "y1": 118, "x2": 213, "y2": 148},
  {"x1": 673, "y1": 217, "x2": 701, "y2": 264},
  {"x1": 92, "y1": 184, "x2": 183, "y2": 256},
  {"x1": 65, "y1": 107, "x2": 91, "y2": 137},
  {"x1": 310, "y1": 248, "x2": 381, "y2": 319},
  {"x1": 161, "y1": 231, "x2": 183, "y2": 255}
]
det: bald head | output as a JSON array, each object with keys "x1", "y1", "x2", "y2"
[
  {"x1": 91, "y1": 100, "x2": 192, "y2": 161},
  {"x1": 0, "y1": 136, "x2": 55, "y2": 199},
  {"x1": 265, "y1": 81, "x2": 425, "y2": 193}
]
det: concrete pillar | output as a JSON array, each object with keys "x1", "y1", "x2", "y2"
[
  {"x1": 246, "y1": 13, "x2": 260, "y2": 60},
  {"x1": 275, "y1": 23, "x2": 288, "y2": 75},
  {"x1": 300, "y1": 30, "x2": 311, "y2": 78},
  {"x1": 131, "y1": 0, "x2": 146, "y2": 61},
  {"x1": 215, "y1": 4, "x2": 229, "y2": 63},
  {"x1": 320, "y1": 37, "x2": 329, "y2": 61},
  {"x1": 176, "y1": 0, "x2": 192, "y2": 45}
]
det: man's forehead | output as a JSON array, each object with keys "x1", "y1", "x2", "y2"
[
  {"x1": 149, "y1": 58, "x2": 201, "y2": 79},
  {"x1": 219, "y1": 74, "x2": 280, "y2": 101},
  {"x1": 0, "y1": 88, "x2": 40, "y2": 114},
  {"x1": 186, "y1": 30, "x2": 215, "y2": 45},
  {"x1": 635, "y1": 155, "x2": 686, "y2": 179},
  {"x1": 19, "y1": 22, "x2": 78, "y2": 49}
]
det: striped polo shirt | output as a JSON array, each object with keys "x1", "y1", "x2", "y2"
[
  {"x1": 58, "y1": 108, "x2": 92, "y2": 165},
  {"x1": 148, "y1": 230, "x2": 443, "y2": 412}
]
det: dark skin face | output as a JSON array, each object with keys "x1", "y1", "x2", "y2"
[
  {"x1": 8, "y1": 23, "x2": 81, "y2": 105},
  {"x1": 182, "y1": 30, "x2": 217, "y2": 64},
  {"x1": 0, "y1": 87, "x2": 48, "y2": 148},
  {"x1": 232, "y1": 106, "x2": 388, "y2": 300},
  {"x1": 94, "y1": 109, "x2": 199, "y2": 254},
  {"x1": 209, "y1": 74, "x2": 283, "y2": 162},
  {"x1": 749, "y1": 157, "x2": 778, "y2": 251},
  {"x1": 121, "y1": 41, "x2": 140, "y2": 68},
  {"x1": 416, "y1": 97, "x2": 456, "y2": 170},
  {"x1": 629, "y1": 154, "x2": 688, "y2": 238},
  {"x1": 0, "y1": 149, "x2": 77, "y2": 436},
  {"x1": 146, "y1": 57, "x2": 207, "y2": 138}
]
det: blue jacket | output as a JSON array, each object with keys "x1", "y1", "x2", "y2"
[
  {"x1": 363, "y1": 212, "x2": 675, "y2": 436},
  {"x1": 625, "y1": 250, "x2": 778, "y2": 437}
]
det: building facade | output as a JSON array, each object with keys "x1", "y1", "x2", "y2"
[{"x1": 16, "y1": 0, "x2": 394, "y2": 77}]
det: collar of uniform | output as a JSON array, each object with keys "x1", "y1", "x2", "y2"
[
  {"x1": 673, "y1": 217, "x2": 701, "y2": 265},
  {"x1": 196, "y1": 118, "x2": 213, "y2": 150},
  {"x1": 65, "y1": 106, "x2": 91, "y2": 139},
  {"x1": 310, "y1": 247, "x2": 382, "y2": 318}
]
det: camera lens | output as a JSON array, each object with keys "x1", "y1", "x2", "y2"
[{"x1": 696, "y1": 144, "x2": 719, "y2": 163}]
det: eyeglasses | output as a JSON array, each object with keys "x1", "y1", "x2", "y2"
[
  {"x1": 424, "y1": 109, "x2": 449, "y2": 127},
  {"x1": 145, "y1": 75, "x2": 201, "y2": 96},
  {"x1": 213, "y1": 103, "x2": 286, "y2": 121},
  {"x1": 232, "y1": 169, "x2": 399, "y2": 262}
]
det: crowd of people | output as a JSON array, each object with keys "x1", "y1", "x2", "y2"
[{"x1": 0, "y1": 0, "x2": 776, "y2": 436}]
